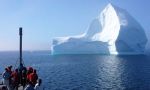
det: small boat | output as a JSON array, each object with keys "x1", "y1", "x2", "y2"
[{"x1": 0, "y1": 27, "x2": 40, "y2": 90}]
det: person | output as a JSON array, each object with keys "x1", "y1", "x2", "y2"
[
  {"x1": 7, "y1": 66, "x2": 12, "y2": 74},
  {"x1": 22, "y1": 69, "x2": 27, "y2": 88},
  {"x1": 26, "y1": 67, "x2": 33, "y2": 84},
  {"x1": 2, "y1": 68, "x2": 11, "y2": 90},
  {"x1": 29, "y1": 69, "x2": 38, "y2": 86},
  {"x1": 24, "y1": 81, "x2": 34, "y2": 90},
  {"x1": 27, "y1": 67, "x2": 33, "y2": 73},
  {"x1": 18, "y1": 63, "x2": 27, "y2": 87},
  {"x1": 8, "y1": 66, "x2": 14, "y2": 90},
  {"x1": 11, "y1": 69, "x2": 19, "y2": 90},
  {"x1": 34, "y1": 79, "x2": 44, "y2": 90}
]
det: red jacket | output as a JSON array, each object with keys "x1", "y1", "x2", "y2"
[
  {"x1": 27, "y1": 73, "x2": 31, "y2": 82},
  {"x1": 29, "y1": 73, "x2": 38, "y2": 85},
  {"x1": 11, "y1": 71, "x2": 19, "y2": 84}
]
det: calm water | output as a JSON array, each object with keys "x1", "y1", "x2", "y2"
[{"x1": 0, "y1": 51, "x2": 150, "y2": 90}]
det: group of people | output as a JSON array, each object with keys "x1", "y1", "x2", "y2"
[{"x1": 2, "y1": 64, "x2": 43, "y2": 90}]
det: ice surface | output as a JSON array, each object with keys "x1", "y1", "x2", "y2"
[{"x1": 51, "y1": 3, "x2": 147, "y2": 55}]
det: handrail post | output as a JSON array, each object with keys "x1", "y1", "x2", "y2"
[{"x1": 19, "y1": 27, "x2": 23, "y2": 66}]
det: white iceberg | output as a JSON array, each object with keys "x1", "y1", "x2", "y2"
[{"x1": 51, "y1": 3, "x2": 148, "y2": 55}]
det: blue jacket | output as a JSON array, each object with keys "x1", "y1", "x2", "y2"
[{"x1": 3, "y1": 71, "x2": 10, "y2": 80}]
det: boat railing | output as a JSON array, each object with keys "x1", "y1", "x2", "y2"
[{"x1": 0, "y1": 74, "x2": 3, "y2": 85}]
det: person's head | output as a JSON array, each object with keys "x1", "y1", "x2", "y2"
[
  {"x1": 8, "y1": 65, "x2": 12, "y2": 70},
  {"x1": 5, "y1": 68, "x2": 8, "y2": 71},
  {"x1": 22, "y1": 69, "x2": 26, "y2": 74},
  {"x1": 28, "y1": 67, "x2": 33, "y2": 73},
  {"x1": 33, "y1": 69, "x2": 36, "y2": 73}
]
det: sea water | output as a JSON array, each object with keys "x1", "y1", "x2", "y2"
[{"x1": 0, "y1": 51, "x2": 150, "y2": 90}]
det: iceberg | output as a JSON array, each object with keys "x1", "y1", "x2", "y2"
[{"x1": 51, "y1": 3, "x2": 148, "y2": 55}]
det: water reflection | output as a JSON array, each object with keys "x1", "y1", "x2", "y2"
[
  {"x1": 94, "y1": 56, "x2": 124, "y2": 89},
  {"x1": 1, "y1": 52, "x2": 150, "y2": 90},
  {"x1": 34, "y1": 55, "x2": 150, "y2": 90}
]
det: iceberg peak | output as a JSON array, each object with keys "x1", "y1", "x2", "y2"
[{"x1": 106, "y1": 3, "x2": 113, "y2": 8}]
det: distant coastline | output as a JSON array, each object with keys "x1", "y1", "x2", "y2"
[{"x1": 0, "y1": 50, "x2": 51, "y2": 54}]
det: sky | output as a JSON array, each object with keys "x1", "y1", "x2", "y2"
[{"x1": 0, "y1": 0, "x2": 149, "y2": 51}]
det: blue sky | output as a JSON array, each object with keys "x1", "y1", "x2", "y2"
[{"x1": 0, "y1": 0, "x2": 149, "y2": 51}]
